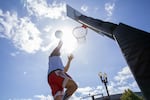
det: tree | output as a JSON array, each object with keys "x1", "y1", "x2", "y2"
[{"x1": 120, "y1": 89, "x2": 144, "y2": 100}]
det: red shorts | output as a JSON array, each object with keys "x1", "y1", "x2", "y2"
[{"x1": 48, "y1": 70, "x2": 72, "y2": 98}]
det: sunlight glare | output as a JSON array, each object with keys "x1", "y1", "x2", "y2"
[{"x1": 61, "y1": 27, "x2": 77, "y2": 54}]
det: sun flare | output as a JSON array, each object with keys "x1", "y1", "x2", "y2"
[{"x1": 61, "y1": 27, "x2": 78, "y2": 54}]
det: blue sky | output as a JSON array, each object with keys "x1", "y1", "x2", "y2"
[{"x1": 0, "y1": 0, "x2": 150, "y2": 100}]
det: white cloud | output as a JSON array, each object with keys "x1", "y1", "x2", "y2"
[
  {"x1": 114, "y1": 66, "x2": 133, "y2": 84},
  {"x1": 0, "y1": 23, "x2": 5, "y2": 37},
  {"x1": 105, "y1": 2, "x2": 115, "y2": 17},
  {"x1": 24, "y1": 0, "x2": 66, "y2": 19},
  {"x1": 12, "y1": 17, "x2": 42, "y2": 53},
  {"x1": 129, "y1": 81, "x2": 138, "y2": 88},
  {"x1": 0, "y1": 0, "x2": 70, "y2": 54},
  {"x1": 69, "y1": 94, "x2": 81, "y2": 100},
  {"x1": 107, "y1": 66, "x2": 140, "y2": 94},
  {"x1": 75, "y1": 86, "x2": 105, "y2": 99},
  {"x1": 43, "y1": 25, "x2": 52, "y2": 33},
  {"x1": 34, "y1": 95, "x2": 53, "y2": 100},
  {"x1": 81, "y1": 5, "x2": 88, "y2": 12},
  {"x1": 0, "y1": 10, "x2": 43, "y2": 53},
  {"x1": 77, "y1": 86, "x2": 93, "y2": 95},
  {"x1": 0, "y1": 11, "x2": 18, "y2": 39}
]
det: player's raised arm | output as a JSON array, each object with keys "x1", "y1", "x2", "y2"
[
  {"x1": 50, "y1": 40, "x2": 63, "y2": 57},
  {"x1": 64, "y1": 54, "x2": 74, "y2": 72}
]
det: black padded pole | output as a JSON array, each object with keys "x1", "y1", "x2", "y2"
[{"x1": 113, "y1": 23, "x2": 150, "y2": 100}]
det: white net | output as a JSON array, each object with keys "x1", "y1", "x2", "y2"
[{"x1": 72, "y1": 25, "x2": 87, "y2": 43}]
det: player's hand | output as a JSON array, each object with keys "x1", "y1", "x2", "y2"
[{"x1": 68, "y1": 54, "x2": 74, "y2": 61}]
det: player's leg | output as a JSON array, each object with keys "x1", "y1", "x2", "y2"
[
  {"x1": 55, "y1": 95, "x2": 63, "y2": 100},
  {"x1": 62, "y1": 79, "x2": 78, "y2": 100},
  {"x1": 54, "y1": 70, "x2": 78, "y2": 100},
  {"x1": 48, "y1": 71, "x2": 64, "y2": 100}
]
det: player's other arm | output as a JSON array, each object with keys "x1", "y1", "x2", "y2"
[
  {"x1": 64, "y1": 54, "x2": 74, "y2": 73},
  {"x1": 50, "y1": 40, "x2": 63, "y2": 57}
]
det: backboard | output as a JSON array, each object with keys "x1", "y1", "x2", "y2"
[
  {"x1": 66, "y1": 5, "x2": 82, "y2": 22},
  {"x1": 66, "y1": 5, "x2": 90, "y2": 27},
  {"x1": 66, "y1": 4, "x2": 115, "y2": 40},
  {"x1": 67, "y1": 5, "x2": 88, "y2": 43}
]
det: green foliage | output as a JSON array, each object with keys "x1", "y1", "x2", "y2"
[{"x1": 120, "y1": 89, "x2": 144, "y2": 100}]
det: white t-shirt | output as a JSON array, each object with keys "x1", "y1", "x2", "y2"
[{"x1": 48, "y1": 56, "x2": 64, "y2": 75}]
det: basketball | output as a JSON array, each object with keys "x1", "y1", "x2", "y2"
[{"x1": 55, "y1": 30, "x2": 63, "y2": 39}]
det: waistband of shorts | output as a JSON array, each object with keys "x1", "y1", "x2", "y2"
[{"x1": 48, "y1": 69, "x2": 62, "y2": 76}]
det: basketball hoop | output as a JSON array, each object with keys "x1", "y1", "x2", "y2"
[{"x1": 72, "y1": 24, "x2": 88, "y2": 43}]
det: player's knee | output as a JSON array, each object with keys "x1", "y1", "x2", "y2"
[
  {"x1": 74, "y1": 82, "x2": 78, "y2": 90},
  {"x1": 66, "y1": 79, "x2": 78, "y2": 91},
  {"x1": 55, "y1": 95, "x2": 63, "y2": 100},
  {"x1": 72, "y1": 81, "x2": 78, "y2": 92}
]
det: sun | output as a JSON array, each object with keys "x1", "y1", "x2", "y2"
[{"x1": 61, "y1": 27, "x2": 78, "y2": 54}]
